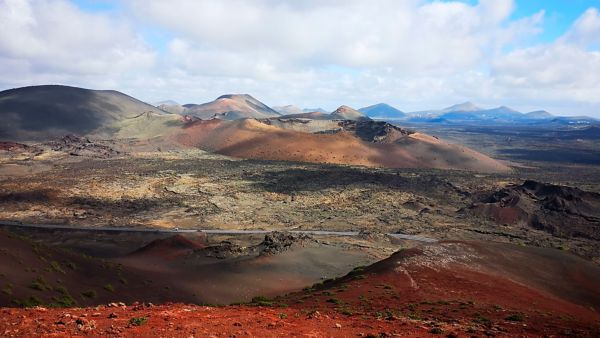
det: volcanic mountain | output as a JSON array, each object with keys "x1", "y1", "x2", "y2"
[
  {"x1": 359, "y1": 103, "x2": 405, "y2": 119},
  {"x1": 155, "y1": 100, "x2": 185, "y2": 114},
  {"x1": 273, "y1": 105, "x2": 304, "y2": 116},
  {"x1": 330, "y1": 105, "x2": 370, "y2": 120},
  {"x1": 525, "y1": 110, "x2": 553, "y2": 119},
  {"x1": 0, "y1": 85, "x2": 170, "y2": 141},
  {"x1": 183, "y1": 94, "x2": 280, "y2": 120},
  {"x1": 175, "y1": 118, "x2": 510, "y2": 172}
]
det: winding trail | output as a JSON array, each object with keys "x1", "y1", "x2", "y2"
[{"x1": 0, "y1": 220, "x2": 437, "y2": 243}]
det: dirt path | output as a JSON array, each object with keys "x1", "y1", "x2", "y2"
[{"x1": 0, "y1": 221, "x2": 438, "y2": 242}]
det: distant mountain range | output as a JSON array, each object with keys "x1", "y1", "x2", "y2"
[
  {"x1": 1, "y1": 85, "x2": 598, "y2": 143},
  {"x1": 152, "y1": 96, "x2": 597, "y2": 126},
  {"x1": 356, "y1": 101, "x2": 598, "y2": 126},
  {"x1": 359, "y1": 103, "x2": 405, "y2": 119},
  {"x1": 273, "y1": 105, "x2": 304, "y2": 115}
]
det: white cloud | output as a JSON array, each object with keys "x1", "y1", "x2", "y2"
[
  {"x1": 0, "y1": 0, "x2": 155, "y2": 86},
  {"x1": 0, "y1": 0, "x2": 599, "y2": 116},
  {"x1": 128, "y1": 0, "x2": 523, "y2": 74},
  {"x1": 490, "y1": 8, "x2": 600, "y2": 108},
  {"x1": 560, "y1": 8, "x2": 600, "y2": 48}
]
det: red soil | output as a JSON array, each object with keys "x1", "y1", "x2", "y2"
[{"x1": 0, "y1": 304, "x2": 434, "y2": 337}]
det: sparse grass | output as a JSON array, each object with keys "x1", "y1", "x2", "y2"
[
  {"x1": 375, "y1": 309, "x2": 395, "y2": 320},
  {"x1": 278, "y1": 313, "x2": 287, "y2": 319},
  {"x1": 81, "y1": 290, "x2": 96, "y2": 299},
  {"x1": 322, "y1": 277, "x2": 336, "y2": 284},
  {"x1": 53, "y1": 285, "x2": 69, "y2": 295},
  {"x1": 29, "y1": 276, "x2": 51, "y2": 291},
  {"x1": 352, "y1": 266, "x2": 365, "y2": 272},
  {"x1": 473, "y1": 312, "x2": 492, "y2": 327},
  {"x1": 338, "y1": 307, "x2": 353, "y2": 316},
  {"x1": 250, "y1": 295, "x2": 273, "y2": 307},
  {"x1": 119, "y1": 277, "x2": 128, "y2": 285},
  {"x1": 2, "y1": 283, "x2": 13, "y2": 295},
  {"x1": 407, "y1": 312, "x2": 421, "y2": 320},
  {"x1": 505, "y1": 313, "x2": 524, "y2": 322},
  {"x1": 430, "y1": 327, "x2": 444, "y2": 334},
  {"x1": 13, "y1": 295, "x2": 43, "y2": 308},
  {"x1": 326, "y1": 298, "x2": 342, "y2": 305},
  {"x1": 49, "y1": 261, "x2": 65, "y2": 274},
  {"x1": 129, "y1": 317, "x2": 148, "y2": 326},
  {"x1": 103, "y1": 283, "x2": 115, "y2": 293},
  {"x1": 64, "y1": 261, "x2": 77, "y2": 270},
  {"x1": 49, "y1": 294, "x2": 76, "y2": 307}
]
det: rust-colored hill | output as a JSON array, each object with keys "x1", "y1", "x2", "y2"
[
  {"x1": 173, "y1": 118, "x2": 510, "y2": 173},
  {"x1": 183, "y1": 94, "x2": 280, "y2": 120}
]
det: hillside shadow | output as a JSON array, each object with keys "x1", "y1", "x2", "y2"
[
  {"x1": 0, "y1": 86, "x2": 114, "y2": 140},
  {"x1": 0, "y1": 190, "x2": 55, "y2": 203},
  {"x1": 245, "y1": 166, "x2": 452, "y2": 194}
]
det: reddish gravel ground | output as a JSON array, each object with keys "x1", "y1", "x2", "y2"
[{"x1": 0, "y1": 304, "x2": 435, "y2": 337}]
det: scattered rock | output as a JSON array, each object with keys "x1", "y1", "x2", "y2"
[
  {"x1": 45, "y1": 134, "x2": 121, "y2": 158},
  {"x1": 260, "y1": 231, "x2": 311, "y2": 255}
]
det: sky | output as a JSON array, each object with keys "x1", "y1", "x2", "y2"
[{"x1": 1, "y1": 0, "x2": 600, "y2": 116}]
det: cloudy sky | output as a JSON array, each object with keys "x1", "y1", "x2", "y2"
[{"x1": 1, "y1": 0, "x2": 600, "y2": 116}]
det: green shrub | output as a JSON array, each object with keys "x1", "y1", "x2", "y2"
[
  {"x1": 2, "y1": 283, "x2": 13, "y2": 294},
  {"x1": 81, "y1": 290, "x2": 97, "y2": 299},
  {"x1": 129, "y1": 317, "x2": 147, "y2": 326},
  {"x1": 250, "y1": 295, "x2": 273, "y2": 307},
  {"x1": 49, "y1": 295, "x2": 76, "y2": 308},
  {"x1": 103, "y1": 283, "x2": 115, "y2": 293},
  {"x1": 13, "y1": 295, "x2": 43, "y2": 308},
  {"x1": 29, "y1": 277, "x2": 50, "y2": 291},
  {"x1": 505, "y1": 313, "x2": 524, "y2": 322},
  {"x1": 49, "y1": 261, "x2": 65, "y2": 274},
  {"x1": 430, "y1": 327, "x2": 443, "y2": 334}
]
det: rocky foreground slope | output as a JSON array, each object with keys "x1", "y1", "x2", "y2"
[{"x1": 1, "y1": 241, "x2": 598, "y2": 337}]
